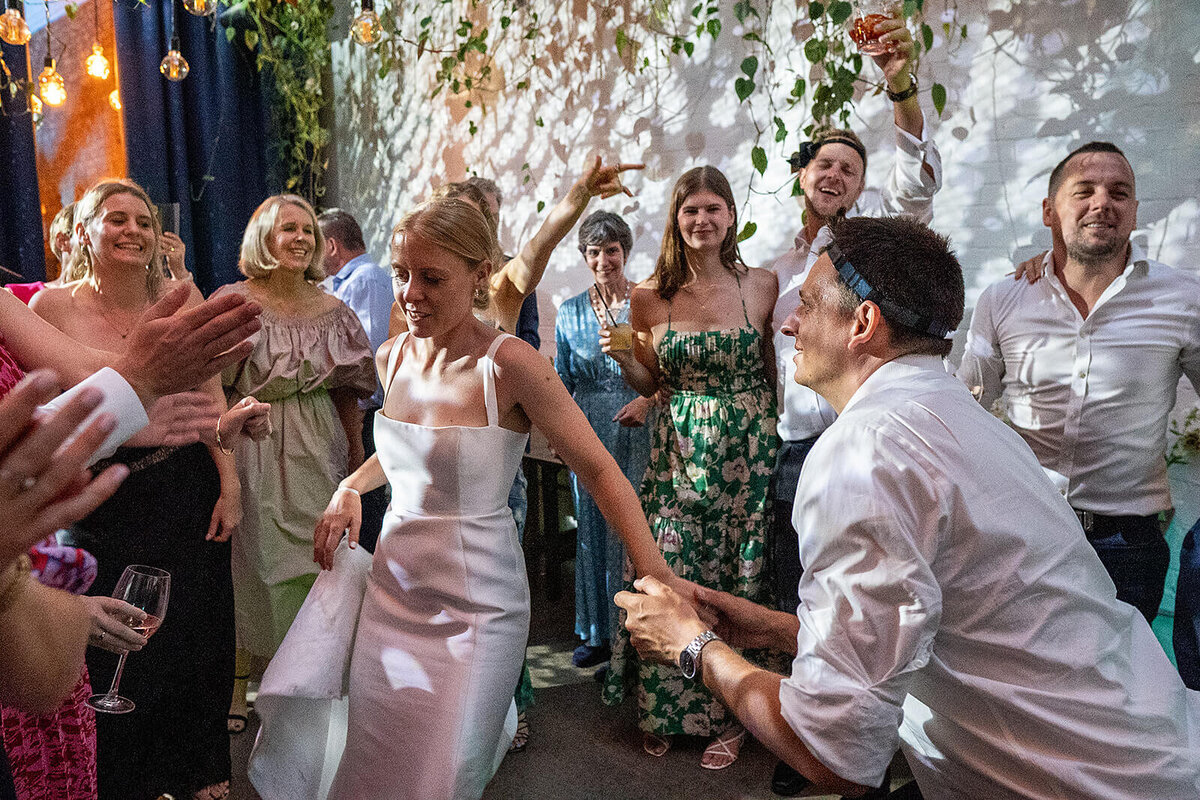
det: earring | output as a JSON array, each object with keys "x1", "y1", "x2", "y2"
[{"x1": 474, "y1": 284, "x2": 489, "y2": 305}]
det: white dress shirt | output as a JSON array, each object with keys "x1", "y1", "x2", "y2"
[
  {"x1": 773, "y1": 124, "x2": 942, "y2": 441},
  {"x1": 778, "y1": 355, "x2": 1200, "y2": 797},
  {"x1": 959, "y1": 245, "x2": 1200, "y2": 515},
  {"x1": 43, "y1": 367, "x2": 149, "y2": 464}
]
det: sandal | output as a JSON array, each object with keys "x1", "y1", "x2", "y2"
[
  {"x1": 508, "y1": 711, "x2": 530, "y2": 752},
  {"x1": 229, "y1": 670, "x2": 251, "y2": 734},
  {"x1": 701, "y1": 726, "x2": 746, "y2": 770},
  {"x1": 193, "y1": 781, "x2": 231, "y2": 800},
  {"x1": 642, "y1": 732, "x2": 671, "y2": 757},
  {"x1": 226, "y1": 712, "x2": 248, "y2": 735}
]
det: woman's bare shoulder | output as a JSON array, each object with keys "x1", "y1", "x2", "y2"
[{"x1": 28, "y1": 282, "x2": 83, "y2": 324}]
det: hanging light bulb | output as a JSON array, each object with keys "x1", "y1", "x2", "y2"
[
  {"x1": 350, "y1": 0, "x2": 382, "y2": 45},
  {"x1": 28, "y1": 92, "x2": 42, "y2": 115},
  {"x1": 85, "y1": 42, "x2": 111, "y2": 79},
  {"x1": 108, "y1": 89, "x2": 121, "y2": 111},
  {"x1": 182, "y1": 0, "x2": 217, "y2": 16},
  {"x1": 160, "y1": 36, "x2": 190, "y2": 81},
  {"x1": 0, "y1": 3, "x2": 31, "y2": 46},
  {"x1": 38, "y1": 56, "x2": 66, "y2": 106}
]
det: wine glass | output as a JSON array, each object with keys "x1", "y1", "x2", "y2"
[{"x1": 87, "y1": 565, "x2": 170, "y2": 714}]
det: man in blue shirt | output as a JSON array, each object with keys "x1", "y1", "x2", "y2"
[{"x1": 318, "y1": 208, "x2": 392, "y2": 551}]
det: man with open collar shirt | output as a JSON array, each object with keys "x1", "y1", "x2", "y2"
[{"x1": 957, "y1": 141, "x2": 1200, "y2": 624}]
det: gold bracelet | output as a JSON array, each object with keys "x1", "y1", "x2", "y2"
[
  {"x1": 215, "y1": 415, "x2": 234, "y2": 456},
  {"x1": 0, "y1": 554, "x2": 32, "y2": 616}
]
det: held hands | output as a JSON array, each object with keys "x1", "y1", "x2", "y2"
[
  {"x1": 869, "y1": 17, "x2": 915, "y2": 86},
  {"x1": 83, "y1": 595, "x2": 149, "y2": 654},
  {"x1": 221, "y1": 396, "x2": 273, "y2": 443},
  {"x1": 615, "y1": 576, "x2": 711, "y2": 666},
  {"x1": 576, "y1": 155, "x2": 645, "y2": 201},
  {"x1": 313, "y1": 487, "x2": 361, "y2": 570},
  {"x1": 692, "y1": 584, "x2": 791, "y2": 651},
  {"x1": 0, "y1": 371, "x2": 130, "y2": 568}
]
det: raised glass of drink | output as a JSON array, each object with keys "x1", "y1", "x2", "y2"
[{"x1": 848, "y1": 0, "x2": 902, "y2": 55}]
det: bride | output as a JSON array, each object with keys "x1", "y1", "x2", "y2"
[{"x1": 254, "y1": 197, "x2": 687, "y2": 800}]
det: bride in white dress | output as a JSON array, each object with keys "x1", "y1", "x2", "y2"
[{"x1": 255, "y1": 197, "x2": 685, "y2": 800}]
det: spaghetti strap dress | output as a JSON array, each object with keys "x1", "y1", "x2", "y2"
[
  {"x1": 603, "y1": 273, "x2": 778, "y2": 736},
  {"x1": 327, "y1": 332, "x2": 531, "y2": 800}
]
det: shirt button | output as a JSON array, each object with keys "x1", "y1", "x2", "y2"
[{"x1": 1077, "y1": 371, "x2": 1086, "y2": 379}]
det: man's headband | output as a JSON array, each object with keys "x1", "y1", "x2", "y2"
[
  {"x1": 826, "y1": 243, "x2": 955, "y2": 340},
  {"x1": 787, "y1": 137, "x2": 868, "y2": 171}
]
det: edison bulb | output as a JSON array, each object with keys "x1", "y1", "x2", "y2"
[
  {"x1": 109, "y1": 89, "x2": 121, "y2": 111},
  {"x1": 160, "y1": 47, "x2": 190, "y2": 82},
  {"x1": 183, "y1": 0, "x2": 217, "y2": 16},
  {"x1": 86, "y1": 43, "x2": 111, "y2": 80},
  {"x1": 38, "y1": 58, "x2": 66, "y2": 107},
  {"x1": 350, "y1": 6, "x2": 382, "y2": 45},
  {"x1": 0, "y1": 7, "x2": 31, "y2": 46}
]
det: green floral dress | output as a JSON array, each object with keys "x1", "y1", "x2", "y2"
[{"x1": 603, "y1": 277, "x2": 778, "y2": 737}]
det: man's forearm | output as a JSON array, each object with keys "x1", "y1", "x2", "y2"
[{"x1": 700, "y1": 643, "x2": 864, "y2": 795}]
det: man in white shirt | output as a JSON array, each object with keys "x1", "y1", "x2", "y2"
[
  {"x1": 957, "y1": 141, "x2": 1200, "y2": 622},
  {"x1": 617, "y1": 215, "x2": 1200, "y2": 798},
  {"x1": 319, "y1": 209, "x2": 392, "y2": 552},
  {"x1": 770, "y1": 15, "x2": 942, "y2": 625}
]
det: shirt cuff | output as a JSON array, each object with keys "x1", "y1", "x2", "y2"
[{"x1": 41, "y1": 368, "x2": 149, "y2": 465}]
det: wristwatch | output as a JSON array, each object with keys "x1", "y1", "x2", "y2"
[
  {"x1": 885, "y1": 71, "x2": 919, "y2": 102},
  {"x1": 679, "y1": 630, "x2": 720, "y2": 680}
]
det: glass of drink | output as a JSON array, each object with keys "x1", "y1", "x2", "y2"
[
  {"x1": 87, "y1": 565, "x2": 170, "y2": 714},
  {"x1": 608, "y1": 322, "x2": 633, "y2": 352},
  {"x1": 848, "y1": 0, "x2": 901, "y2": 55}
]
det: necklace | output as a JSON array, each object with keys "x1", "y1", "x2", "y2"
[
  {"x1": 93, "y1": 288, "x2": 144, "y2": 340},
  {"x1": 591, "y1": 279, "x2": 630, "y2": 326}
]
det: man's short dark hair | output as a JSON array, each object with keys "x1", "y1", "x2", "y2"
[
  {"x1": 1047, "y1": 141, "x2": 1131, "y2": 198},
  {"x1": 578, "y1": 211, "x2": 633, "y2": 258},
  {"x1": 317, "y1": 208, "x2": 366, "y2": 251},
  {"x1": 826, "y1": 216, "x2": 964, "y2": 357},
  {"x1": 465, "y1": 176, "x2": 502, "y2": 207}
]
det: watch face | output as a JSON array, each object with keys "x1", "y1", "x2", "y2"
[{"x1": 679, "y1": 649, "x2": 696, "y2": 680}]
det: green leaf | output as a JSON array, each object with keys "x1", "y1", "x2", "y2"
[
  {"x1": 225, "y1": 27, "x2": 236, "y2": 43},
  {"x1": 615, "y1": 28, "x2": 629, "y2": 58},
  {"x1": 804, "y1": 39, "x2": 826, "y2": 62},
  {"x1": 734, "y1": 77, "x2": 755, "y2": 102},
  {"x1": 244, "y1": 30, "x2": 259, "y2": 49},
  {"x1": 902, "y1": 0, "x2": 919, "y2": 17},
  {"x1": 790, "y1": 77, "x2": 806, "y2": 98},
  {"x1": 468, "y1": 120, "x2": 478, "y2": 135},
  {"x1": 828, "y1": 1, "x2": 852, "y2": 25},
  {"x1": 961, "y1": 24, "x2": 968, "y2": 38},
  {"x1": 922, "y1": 23, "x2": 933, "y2": 50},
  {"x1": 535, "y1": 116, "x2": 544, "y2": 127},
  {"x1": 808, "y1": 2, "x2": 824, "y2": 20},
  {"x1": 500, "y1": 16, "x2": 511, "y2": 29},
  {"x1": 740, "y1": 55, "x2": 758, "y2": 78},
  {"x1": 537, "y1": 200, "x2": 546, "y2": 213},
  {"x1": 683, "y1": 40, "x2": 694, "y2": 56},
  {"x1": 774, "y1": 115, "x2": 787, "y2": 142},
  {"x1": 931, "y1": 82, "x2": 946, "y2": 116},
  {"x1": 706, "y1": 19, "x2": 721, "y2": 38},
  {"x1": 737, "y1": 221, "x2": 758, "y2": 242},
  {"x1": 751, "y1": 146, "x2": 767, "y2": 175},
  {"x1": 64, "y1": 3, "x2": 78, "y2": 19}
]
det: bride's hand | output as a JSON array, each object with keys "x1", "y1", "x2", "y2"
[{"x1": 313, "y1": 487, "x2": 361, "y2": 570}]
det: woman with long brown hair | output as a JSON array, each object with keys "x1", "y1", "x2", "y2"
[{"x1": 602, "y1": 165, "x2": 779, "y2": 769}]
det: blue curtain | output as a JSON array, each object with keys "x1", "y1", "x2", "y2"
[
  {"x1": 0, "y1": 42, "x2": 45, "y2": 284},
  {"x1": 113, "y1": 0, "x2": 270, "y2": 294}
]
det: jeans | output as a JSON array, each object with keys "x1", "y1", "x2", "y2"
[
  {"x1": 1174, "y1": 520, "x2": 1200, "y2": 689},
  {"x1": 770, "y1": 436, "x2": 822, "y2": 614},
  {"x1": 1082, "y1": 514, "x2": 1169, "y2": 623}
]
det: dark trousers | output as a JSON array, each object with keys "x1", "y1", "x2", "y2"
[
  {"x1": 770, "y1": 436, "x2": 822, "y2": 614},
  {"x1": 357, "y1": 407, "x2": 388, "y2": 553},
  {"x1": 1080, "y1": 513, "x2": 1169, "y2": 623},
  {"x1": 1175, "y1": 520, "x2": 1200, "y2": 689}
]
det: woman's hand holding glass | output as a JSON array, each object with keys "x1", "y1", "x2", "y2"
[{"x1": 83, "y1": 595, "x2": 149, "y2": 654}]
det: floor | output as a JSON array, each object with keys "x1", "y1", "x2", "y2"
[{"x1": 227, "y1": 557, "x2": 907, "y2": 800}]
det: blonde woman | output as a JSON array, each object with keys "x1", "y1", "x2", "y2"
[
  {"x1": 214, "y1": 195, "x2": 375, "y2": 730},
  {"x1": 30, "y1": 178, "x2": 252, "y2": 800}
]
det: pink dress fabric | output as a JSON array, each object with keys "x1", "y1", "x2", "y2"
[{"x1": 0, "y1": 338, "x2": 100, "y2": 800}]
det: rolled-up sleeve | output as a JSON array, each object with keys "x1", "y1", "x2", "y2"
[
  {"x1": 878, "y1": 124, "x2": 942, "y2": 223},
  {"x1": 779, "y1": 424, "x2": 944, "y2": 787}
]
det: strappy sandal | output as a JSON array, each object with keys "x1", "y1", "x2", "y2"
[
  {"x1": 228, "y1": 672, "x2": 251, "y2": 734},
  {"x1": 508, "y1": 711, "x2": 530, "y2": 752},
  {"x1": 701, "y1": 727, "x2": 746, "y2": 770},
  {"x1": 193, "y1": 780, "x2": 231, "y2": 800},
  {"x1": 642, "y1": 732, "x2": 671, "y2": 757}
]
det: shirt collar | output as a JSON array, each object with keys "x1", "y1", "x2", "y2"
[
  {"x1": 841, "y1": 354, "x2": 949, "y2": 416},
  {"x1": 1039, "y1": 240, "x2": 1150, "y2": 280},
  {"x1": 331, "y1": 253, "x2": 373, "y2": 286}
]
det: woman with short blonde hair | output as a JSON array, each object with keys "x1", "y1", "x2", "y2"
[{"x1": 238, "y1": 194, "x2": 326, "y2": 282}]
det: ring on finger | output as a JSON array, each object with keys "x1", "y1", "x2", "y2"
[
  {"x1": 0, "y1": 468, "x2": 37, "y2": 493},
  {"x1": 97, "y1": 629, "x2": 107, "y2": 643}
]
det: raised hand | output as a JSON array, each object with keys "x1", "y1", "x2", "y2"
[
  {"x1": 160, "y1": 232, "x2": 190, "y2": 282},
  {"x1": 577, "y1": 155, "x2": 646, "y2": 200},
  {"x1": 869, "y1": 17, "x2": 915, "y2": 85}
]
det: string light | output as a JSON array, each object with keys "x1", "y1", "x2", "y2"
[
  {"x1": 160, "y1": 2, "x2": 189, "y2": 82},
  {"x1": 0, "y1": 1, "x2": 31, "y2": 47},
  {"x1": 350, "y1": 0, "x2": 382, "y2": 45},
  {"x1": 108, "y1": 89, "x2": 121, "y2": 111},
  {"x1": 182, "y1": 0, "x2": 217, "y2": 16},
  {"x1": 85, "y1": 0, "x2": 110, "y2": 79},
  {"x1": 38, "y1": 56, "x2": 66, "y2": 106}
]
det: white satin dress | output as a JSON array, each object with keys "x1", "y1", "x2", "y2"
[{"x1": 327, "y1": 333, "x2": 531, "y2": 800}]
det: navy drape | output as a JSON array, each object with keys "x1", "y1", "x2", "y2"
[
  {"x1": 0, "y1": 42, "x2": 46, "y2": 283},
  {"x1": 113, "y1": 0, "x2": 270, "y2": 294}
]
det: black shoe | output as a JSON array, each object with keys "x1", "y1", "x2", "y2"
[
  {"x1": 770, "y1": 760, "x2": 811, "y2": 796},
  {"x1": 592, "y1": 664, "x2": 610, "y2": 683},
  {"x1": 572, "y1": 643, "x2": 611, "y2": 668}
]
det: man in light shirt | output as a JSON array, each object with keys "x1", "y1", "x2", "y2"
[
  {"x1": 957, "y1": 141, "x2": 1200, "y2": 622},
  {"x1": 617, "y1": 215, "x2": 1200, "y2": 799},
  {"x1": 319, "y1": 209, "x2": 392, "y2": 552}
]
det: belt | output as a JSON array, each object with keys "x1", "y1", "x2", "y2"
[{"x1": 1072, "y1": 509, "x2": 1161, "y2": 541}]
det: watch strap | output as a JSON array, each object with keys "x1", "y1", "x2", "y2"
[{"x1": 886, "y1": 72, "x2": 919, "y2": 102}]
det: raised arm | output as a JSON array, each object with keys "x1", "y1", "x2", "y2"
[{"x1": 490, "y1": 157, "x2": 644, "y2": 329}]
